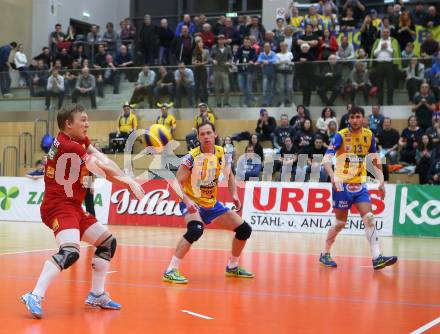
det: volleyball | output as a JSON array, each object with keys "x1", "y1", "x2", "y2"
[{"x1": 145, "y1": 124, "x2": 172, "y2": 150}]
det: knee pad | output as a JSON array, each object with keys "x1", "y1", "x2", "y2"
[
  {"x1": 95, "y1": 234, "x2": 117, "y2": 261},
  {"x1": 234, "y1": 222, "x2": 252, "y2": 241},
  {"x1": 362, "y1": 212, "x2": 375, "y2": 228},
  {"x1": 52, "y1": 245, "x2": 80, "y2": 270},
  {"x1": 183, "y1": 221, "x2": 204, "y2": 244}
]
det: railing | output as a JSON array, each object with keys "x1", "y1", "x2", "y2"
[
  {"x1": 2, "y1": 146, "x2": 18, "y2": 177},
  {"x1": 34, "y1": 119, "x2": 49, "y2": 151},
  {"x1": 19, "y1": 132, "x2": 33, "y2": 168}
]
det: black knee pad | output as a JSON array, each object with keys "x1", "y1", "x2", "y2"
[
  {"x1": 52, "y1": 245, "x2": 80, "y2": 270},
  {"x1": 95, "y1": 234, "x2": 117, "y2": 261},
  {"x1": 234, "y1": 222, "x2": 252, "y2": 241},
  {"x1": 183, "y1": 221, "x2": 204, "y2": 244}
]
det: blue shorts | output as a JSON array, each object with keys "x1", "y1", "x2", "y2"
[
  {"x1": 332, "y1": 183, "x2": 371, "y2": 210},
  {"x1": 179, "y1": 201, "x2": 230, "y2": 225}
]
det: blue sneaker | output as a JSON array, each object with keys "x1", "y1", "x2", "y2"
[
  {"x1": 84, "y1": 292, "x2": 121, "y2": 310},
  {"x1": 20, "y1": 292, "x2": 43, "y2": 319},
  {"x1": 372, "y1": 255, "x2": 398, "y2": 270},
  {"x1": 26, "y1": 169, "x2": 44, "y2": 178},
  {"x1": 319, "y1": 253, "x2": 337, "y2": 267}
]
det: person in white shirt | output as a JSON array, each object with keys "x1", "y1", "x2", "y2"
[
  {"x1": 373, "y1": 28, "x2": 397, "y2": 105},
  {"x1": 14, "y1": 44, "x2": 30, "y2": 86},
  {"x1": 276, "y1": 42, "x2": 294, "y2": 106},
  {"x1": 45, "y1": 68, "x2": 65, "y2": 110},
  {"x1": 316, "y1": 107, "x2": 338, "y2": 135}
]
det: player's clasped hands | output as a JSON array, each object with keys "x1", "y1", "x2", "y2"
[
  {"x1": 185, "y1": 199, "x2": 199, "y2": 214},
  {"x1": 331, "y1": 176, "x2": 344, "y2": 192},
  {"x1": 128, "y1": 179, "x2": 146, "y2": 200}
]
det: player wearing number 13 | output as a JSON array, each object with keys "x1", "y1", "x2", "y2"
[
  {"x1": 162, "y1": 122, "x2": 254, "y2": 284},
  {"x1": 319, "y1": 106, "x2": 398, "y2": 270}
]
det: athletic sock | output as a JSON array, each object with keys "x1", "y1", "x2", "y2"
[
  {"x1": 32, "y1": 260, "x2": 61, "y2": 298},
  {"x1": 91, "y1": 257, "x2": 109, "y2": 295},
  {"x1": 323, "y1": 220, "x2": 345, "y2": 254},
  {"x1": 228, "y1": 256, "x2": 240, "y2": 269},
  {"x1": 364, "y1": 225, "x2": 381, "y2": 260},
  {"x1": 167, "y1": 256, "x2": 181, "y2": 272}
]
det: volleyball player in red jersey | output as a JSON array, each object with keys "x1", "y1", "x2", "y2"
[{"x1": 21, "y1": 104, "x2": 145, "y2": 319}]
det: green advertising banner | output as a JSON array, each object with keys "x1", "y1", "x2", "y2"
[{"x1": 393, "y1": 185, "x2": 440, "y2": 237}]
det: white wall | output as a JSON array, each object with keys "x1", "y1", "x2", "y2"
[{"x1": 31, "y1": 0, "x2": 130, "y2": 57}]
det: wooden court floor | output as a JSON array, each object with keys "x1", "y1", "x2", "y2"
[{"x1": 1, "y1": 222, "x2": 440, "y2": 334}]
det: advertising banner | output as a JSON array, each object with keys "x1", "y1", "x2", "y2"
[
  {"x1": 242, "y1": 182, "x2": 395, "y2": 236},
  {"x1": 0, "y1": 177, "x2": 111, "y2": 224},
  {"x1": 393, "y1": 185, "x2": 440, "y2": 237}
]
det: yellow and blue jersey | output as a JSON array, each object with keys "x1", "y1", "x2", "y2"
[
  {"x1": 181, "y1": 145, "x2": 227, "y2": 208},
  {"x1": 326, "y1": 127, "x2": 376, "y2": 184}
]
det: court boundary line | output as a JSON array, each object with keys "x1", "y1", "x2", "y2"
[
  {"x1": 0, "y1": 245, "x2": 90, "y2": 256},
  {"x1": 410, "y1": 316, "x2": 440, "y2": 334},
  {"x1": 181, "y1": 310, "x2": 214, "y2": 320}
]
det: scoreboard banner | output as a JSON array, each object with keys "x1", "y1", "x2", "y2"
[{"x1": 241, "y1": 182, "x2": 396, "y2": 236}]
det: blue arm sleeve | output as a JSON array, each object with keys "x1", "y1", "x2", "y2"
[
  {"x1": 369, "y1": 135, "x2": 377, "y2": 153},
  {"x1": 326, "y1": 133, "x2": 342, "y2": 155}
]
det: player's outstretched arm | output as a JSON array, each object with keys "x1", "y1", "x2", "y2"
[
  {"x1": 176, "y1": 165, "x2": 198, "y2": 213},
  {"x1": 228, "y1": 168, "x2": 241, "y2": 211},
  {"x1": 85, "y1": 145, "x2": 145, "y2": 200}
]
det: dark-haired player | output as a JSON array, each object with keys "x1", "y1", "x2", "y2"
[
  {"x1": 162, "y1": 122, "x2": 254, "y2": 284},
  {"x1": 319, "y1": 107, "x2": 398, "y2": 270},
  {"x1": 21, "y1": 104, "x2": 145, "y2": 318}
]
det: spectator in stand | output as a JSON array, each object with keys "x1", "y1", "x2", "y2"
[
  {"x1": 285, "y1": 4, "x2": 304, "y2": 32},
  {"x1": 154, "y1": 66, "x2": 175, "y2": 103},
  {"x1": 295, "y1": 43, "x2": 316, "y2": 106},
  {"x1": 0, "y1": 41, "x2": 17, "y2": 97},
  {"x1": 258, "y1": 42, "x2": 277, "y2": 107},
  {"x1": 339, "y1": 103, "x2": 353, "y2": 130},
  {"x1": 405, "y1": 57, "x2": 425, "y2": 103},
  {"x1": 255, "y1": 108, "x2": 277, "y2": 141},
  {"x1": 274, "y1": 114, "x2": 296, "y2": 151},
  {"x1": 273, "y1": 18, "x2": 286, "y2": 43},
  {"x1": 129, "y1": 65, "x2": 155, "y2": 107},
  {"x1": 415, "y1": 134, "x2": 435, "y2": 184},
  {"x1": 211, "y1": 35, "x2": 233, "y2": 107},
  {"x1": 360, "y1": 14, "x2": 378, "y2": 56},
  {"x1": 340, "y1": 6, "x2": 357, "y2": 31},
  {"x1": 279, "y1": 136, "x2": 298, "y2": 182},
  {"x1": 430, "y1": 53, "x2": 440, "y2": 100},
  {"x1": 307, "y1": 135, "x2": 328, "y2": 182},
  {"x1": 96, "y1": 54, "x2": 120, "y2": 98},
  {"x1": 321, "y1": 4, "x2": 338, "y2": 32},
  {"x1": 399, "y1": 115, "x2": 424, "y2": 164},
  {"x1": 72, "y1": 67, "x2": 97, "y2": 109},
  {"x1": 420, "y1": 32, "x2": 439, "y2": 59},
  {"x1": 356, "y1": 47, "x2": 369, "y2": 66},
  {"x1": 423, "y1": 6, "x2": 440, "y2": 28},
  {"x1": 55, "y1": 47, "x2": 73, "y2": 69},
  {"x1": 236, "y1": 144, "x2": 262, "y2": 181},
  {"x1": 222, "y1": 136, "x2": 236, "y2": 168},
  {"x1": 174, "y1": 62, "x2": 195, "y2": 108},
  {"x1": 379, "y1": 17, "x2": 396, "y2": 37},
  {"x1": 428, "y1": 148, "x2": 440, "y2": 184},
  {"x1": 297, "y1": 23, "x2": 319, "y2": 58},
  {"x1": 222, "y1": 17, "x2": 241, "y2": 47},
  {"x1": 55, "y1": 36, "x2": 72, "y2": 54},
  {"x1": 372, "y1": 28, "x2": 401, "y2": 105},
  {"x1": 45, "y1": 67, "x2": 65, "y2": 110},
  {"x1": 301, "y1": 5, "x2": 324, "y2": 33},
  {"x1": 426, "y1": 116, "x2": 440, "y2": 145},
  {"x1": 294, "y1": 118, "x2": 314, "y2": 180},
  {"x1": 115, "y1": 44, "x2": 134, "y2": 81},
  {"x1": 389, "y1": 3, "x2": 402, "y2": 29},
  {"x1": 30, "y1": 59, "x2": 49, "y2": 97},
  {"x1": 370, "y1": 9, "x2": 381, "y2": 29},
  {"x1": 34, "y1": 47, "x2": 53, "y2": 69},
  {"x1": 249, "y1": 134, "x2": 264, "y2": 162},
  {"x1": 245, "y1": 16, "x2": 266, "y2": 45},
  {"x1": 175, "y1": 14, "x2": 196, "y2": 36},
  {"x1": 120, "y1": 18, "x2": 136, "y2": 49},
  {"x1": 264, "y1": 31, "x2": 279, "y2": 53},
  {"x1": 171, "y1": 25, "x2": 194, "y2": 65},
  {"x1": 156, "y1": 103, "x2": 177, "y2": 137},
  {"x1": 276, "y1": 41, "x2": 294, "y2": 107},
  {"x1": 395, "y1": 11, "x2": 416, "y2": 53},
  {"x1": 280, "y1": 26, "x2": 297, "y2": 55},
  {"x1": 326, "y1": 120, "x2": 338, "y2": 145},
  {"x1": 342, "y1": 0, "x2": 366, "y2": 24},
  {"x1": 212, "y1": 16, "x2": 226, "y2": 36},
  {"x1": 235, "y1": 36, "x2": 257, "y2": 107},
  {"x1": 64, "y1": 60, "x2": 81, "y2": 94},
  {"x1": 197, "y1": 23, "x2": 215, "y2": 49},
  {"x1": 412, "y1": 82, "x2": 436, "y2": 131},
  {"x1": 290, "y1": 104, "x2": 311, "y2": 130},
  {"x1": 192, "y1": 39, "x2": 209, "y2": 104},
  {"x1": 14, "y1": 43, "x2": 30, "y2": 86},
  {"x1": 317, "y1": 54, "x2": 342, "y2": 106},
  {"x1": 378, "y1": 117, "x2": 400, "y2": 164},
  {"x1": 185, "y1": 103, "x2": 215, "y2": 149},
  {"x1": 368, "y1": 105, "x2": 385, "y2": 136},
  {"x1": 249, "y1": 35, "x2": 261, "y2": 55},
  {"x1": 316, "y1": 107, "x2": 337, "y2": 135},
  {"x1": 318, "y1": 28, "x2": 338, "y2": 60},
  {"x1": 108, "y1": 102, "x2": 138, "y2": 152},
  {"x1": 237, "y1": 15, "x2": 248, "y2": 41},
  {"x1": 157, "y1": 19, "x2": 175, "y2": 66},
  {"x1": 411, "y1": 1, "x2": 426, "y2": 25},
  {"x1": 139, "y1": 15, "x2": 159, "y2": 65},
  {"x1": 93, "y1": 44, "x2": 107, "y2": 70},
  {"x1": 50, "y1": 24, "x2": 65, "y2": 54},
  {"x1": 86, "y1": 25, "x2": 102, "y2": 58},
  {"x1": 336, "y1": 35, "x2": 356, "y2": 63},
  {"x1": 349, "y1": 60, "x2": 371, "y2": 105},
  {"x1": 71, "y1": 44, "x2": 88, "y2": 65},
  {"x1": 401, "y1": 42, "x2": 415, "y2": 69},
  {"x1": 102, "y1": 22, "x2": 120, "y2": 57},
  {"x1": 65, "y1": 25, "x2": 76, "y2": 43}
]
